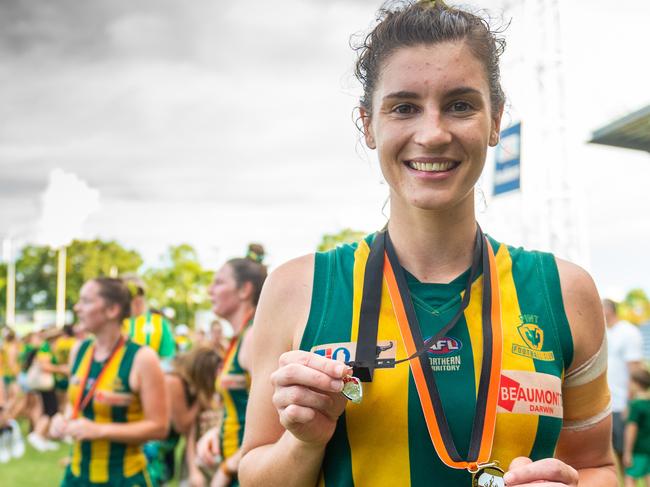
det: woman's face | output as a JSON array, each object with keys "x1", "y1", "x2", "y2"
[
  {"x1": 208, "y1": 264, "x2": 241, "y2": 319},
  {"x1": 73, "y1": 280, "x2": 115, "y2": 333},
  {"x1": 362, "y1": 42, "x2": 502, "y2": 212}
]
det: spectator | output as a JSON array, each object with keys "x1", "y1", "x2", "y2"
[
  {"x1": 623, "y1": 368, "x2": 650, "y2": 486},
  {"x1": 605, "y1": 298, "x2": 644, "y2": 470}
]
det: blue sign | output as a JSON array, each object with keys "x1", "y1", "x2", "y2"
[{"x1": 493, "y1": 122, "x2": 521, "y2": 196}]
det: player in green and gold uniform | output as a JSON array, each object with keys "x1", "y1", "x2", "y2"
[
  {"x1": 122, "y1": 277, "x2": 175, "y2": 369},
  {"x1": 196, "y1": 244, "x2": 267, "y2": 487},
  {"x1": 238, "y1": 2, "x2": 616, "y2": 486},
  {"x1": 1, "y1": 329, "x2": 19, "y2": 401},
  {"x1": 50, "y1": 278, "x2": 168, "y2": 486}
]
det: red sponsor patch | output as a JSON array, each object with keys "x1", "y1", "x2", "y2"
[{"x1": 497, "y1": 370, "x2": 563, "y2": 418}]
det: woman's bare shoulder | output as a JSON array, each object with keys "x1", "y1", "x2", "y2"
[
  {"x1": 555, "y1": 257, "x2": 604, "y2": 370},
  {"x1": 255, "y1": 253, "x2": 315, "y2": 349}
]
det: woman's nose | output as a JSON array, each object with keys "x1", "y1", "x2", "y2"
[{"x1": 412, "y1": 110, "x2": 452, "y2": 149}]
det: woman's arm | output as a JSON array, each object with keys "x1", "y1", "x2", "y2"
[
  {"x1": 239, "y1": 255, "x2": 349, "y2": 487},
  {"x1": 505, "y1": 259, "x2": 616, "y2": 487},
  {"x1": 38, "y1": 350, "x2": 68, "y2": 375},
  {"x1": 65, "y1": 346, "x2": 169, "y2": 444},
  {"x1": 186, "y1": 423, "x2": 206, "y2": 487},
  {"x1": 167, "y1": 374, "x2": 200, "y2": 435},
  {"x1": 623, "y1": 421, "x2": 637, "y2": 468}
]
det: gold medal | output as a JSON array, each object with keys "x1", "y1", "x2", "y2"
[
  {"x1": 471, "y1": 463, "x2": 505, "y2": 487},
  {"x1": 341, "y1": 375, "x2": 362, "y2": 404}
]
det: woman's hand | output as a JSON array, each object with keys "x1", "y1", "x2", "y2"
[
  {"x1": 49, "y1": 413, "x2": 68, "y2": 439},
  {"x1": 197, "y1": 426, "x2": 221, "y2": 467},
  {"x1": 188, "y1": 467, "x2": 206, "y2": 487},
  {"x1": 210, "y1": 469, "x2": 231, "y2": 487},
  {"x1": 270, "y1": 350, "x2": 349, "y2": 447},
  {"x1": 504, "y1": 457, "x2": 579, "y2": 486},
  {"x1": 623, "y1": 451, "x2": 633, "y2": 468},
  {"x1": 65, "y1": 418, "x2": 105, "y2": 441}
]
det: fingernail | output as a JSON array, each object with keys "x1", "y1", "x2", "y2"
[
  {"x1": 503, "y1": 472, "x2": 512, "y2": 484},
  {"x1": 331, "y1": 379, "x2": 343, "y2": 391},
  {"x1": 334, "y1": 363, "x2": 346, "y2": 376}
]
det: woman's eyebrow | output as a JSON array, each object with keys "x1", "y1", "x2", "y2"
[
  {"x1": 382, "y1": 90, "x2": 419, "y2": 101},
  {"x1": 444, "y1": 86, "x2": 482, "y2": 98},
  {"x1": 382, "y1": 86, "x2": 483, "y2": 102}
]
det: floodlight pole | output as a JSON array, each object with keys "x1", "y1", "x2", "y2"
[{"x1": 56, "y1": 246, "x2": 67, "y2": 327}]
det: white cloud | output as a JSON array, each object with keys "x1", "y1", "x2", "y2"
[{"x1": 0, "y1": 0, "x2": 649, "y2": 296}]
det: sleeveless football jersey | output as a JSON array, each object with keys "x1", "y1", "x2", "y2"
[
  {"x1": 300, "y1": 235, "x2": 574, "y2": 486},
  {"x1": 123, "y1": 311, "x2": 175, "y2": 360},
  {"x1": 216, "y1": 322, "x2": 253, "y2": 462},
  {"x1": 66, "y1": 338, "x2": 149, "y2": 485}
]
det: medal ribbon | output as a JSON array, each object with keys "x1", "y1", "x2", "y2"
[
  {"x1": 354, "y1": 226, "x2": 502, "y2": 471},
  {"x1": 71, "y1": 336, "x2": 126, "y2": 419}
]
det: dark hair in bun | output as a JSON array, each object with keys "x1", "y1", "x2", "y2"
[
  {"x1": 227, "y1": 243, "x2": 268, "y2": 306},
  {"x1": 245, "y1": 243, "x2": 265, "y2": 264}
]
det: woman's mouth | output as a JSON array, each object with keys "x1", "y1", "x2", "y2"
[{"x1": 406, "y1": 160, "x2": 460, "y2": 172}]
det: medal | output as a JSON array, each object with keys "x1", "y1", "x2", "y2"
[
  {"x1": 341, "y1": 375, "x2": 363, "y2": 404},
  {"x1": 471, "y1": 463, "x2": 505, "y2": 487}
]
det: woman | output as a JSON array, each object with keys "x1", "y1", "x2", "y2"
[
  {"x1": 239, "y1": 2, "x2": 615, "y2": 486},
  {"x1": 147, "y1": 346, "x2": 221, "y2": 486},
  {"x1": 27, "y1": 327, "x2": 68, "y2": 451},
  {"x1": 196, "y1": 244, "x2": 267, "y2": 487},
  {"x1": 50, "y1": 277, "x2": 168, "y2": 486},
  {"x1": 1, "y1": 329, "x2": 20, "y2": 409}
]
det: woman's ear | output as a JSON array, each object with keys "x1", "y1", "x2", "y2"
[
  {"x1": 489, "y1": 104, "x2": 504, "y2": 147},
  {"x1": 360, "y1": 107, "x2": 376, "y2": 149},
  {"x1": 238, "y1": 281, "x2": 254, "y2": 302}
]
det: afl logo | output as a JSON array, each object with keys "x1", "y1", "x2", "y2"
[{"x1": 427, "y1": 336, "x2": 462, "y2": 356}]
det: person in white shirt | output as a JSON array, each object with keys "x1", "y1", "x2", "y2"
[{"x1": 604, "y1": 298, "x2": 644, "y2": 470}]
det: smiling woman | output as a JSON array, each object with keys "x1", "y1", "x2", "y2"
[{"x1": 238, "y1": 2, "x2": 616, "y2": 487}]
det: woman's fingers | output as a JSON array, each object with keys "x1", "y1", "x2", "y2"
[
  {"x1": 272, "y1": 386, "x2": 335, "y2": 416},
  {"x1": 271, "y1": 362, "x2": 344, "y2": 394},
  {"x1": 279, "y1": 404, "x2": 318, "y2": 426},
  {"x1": 504, "y1": 457, "x2": 578, "y2": 486},
  {"x1": 278, "y1": 351, "x2": 349, "y2": 379}
]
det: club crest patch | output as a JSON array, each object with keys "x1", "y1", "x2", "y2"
[{"x1": 511, "y1": 315, "x2": 555, "y2": 362}]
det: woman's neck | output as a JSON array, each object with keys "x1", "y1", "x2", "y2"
[
  {"x1": 226, "y1": 303, "x2": 256, "y2": 335},
  {"x1": 93, "y1": 323, "x2": 123, "y2": 360},
  {"x1": 387, "y1": 192, "x2": 478, "y2": 284}
]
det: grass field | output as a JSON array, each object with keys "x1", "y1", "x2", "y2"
[
  {"x1": 0, "y1": 423, "x2": 70, "y2": 486},
  {"x1": 0, "y1": 421, "x2": 182, "y2": 486}
]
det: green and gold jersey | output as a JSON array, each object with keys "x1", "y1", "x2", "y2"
[
  {"x1": 123, "y1": 311, "x2": 175, "y2": 360},
  {"x1": 301, "y1": 235, "x2": 574, "y2": 486},
  {"x1": 216, "y1": 322, "x2": 252, "y2": 462},
  {"x1": 1, "y1": 341, "x2": 19, "y2": 378},
  {"x1": 66, "y1": 338, "x2": 149, "y2": 485}
]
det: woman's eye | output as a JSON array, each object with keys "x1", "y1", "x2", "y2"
[
  {"x1": 393, "y1": 104, "x2": 416, "y2": 115},
  {"x1": 450, "y1": 101, "x2": 472, "y2": 112}
]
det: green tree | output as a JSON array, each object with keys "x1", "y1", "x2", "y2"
[
  {"x1": 620, "y1": 288, "x2": 650, "y2": 325},
  {"x1": 66, "y1": 239, "x2": 142, "y2": 307},
  {"x1": 143, "y1": 244, "x2": 213, "y2": 328},
  {"x1": 0, "y1": 240, "x2": 142, "y2": 315},
  {"x1": 14, "y1": 245, "x2": 57, "y2": 312},
  {"x1": 317, "y1": 228, "x2": 367, "y2": 252}
]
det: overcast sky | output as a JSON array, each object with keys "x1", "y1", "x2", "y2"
[{"x1": 1, "y1": 0, "x2": 649, "y2": 299}]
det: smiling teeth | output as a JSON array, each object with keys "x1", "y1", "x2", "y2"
[{"x1": 408, "y1": 161, "x2": 457, "y2": 172}]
